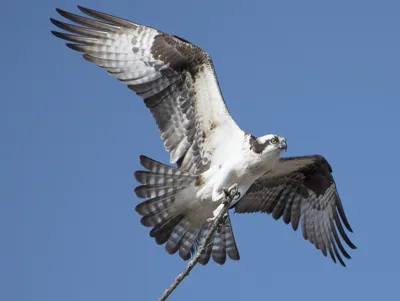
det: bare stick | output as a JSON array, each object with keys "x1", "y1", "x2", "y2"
[{"x1": 158, "y1": 185, "x2": 237, "y2": 301}]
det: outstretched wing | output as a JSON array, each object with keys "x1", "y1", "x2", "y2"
[
  {"x1": 51, "y1": 6, "x2": 242, "y2": 173},
  {"x1": 235, "y1": 155, "x2": 356, "y2": 266}
]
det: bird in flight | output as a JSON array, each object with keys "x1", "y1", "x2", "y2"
[{"x1": 51, "y1": 6, "x2": 356, "y2": 266}]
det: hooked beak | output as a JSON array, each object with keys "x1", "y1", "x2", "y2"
[{"x1": 278, "y1": 141, "x2": 287, "y2": 151}]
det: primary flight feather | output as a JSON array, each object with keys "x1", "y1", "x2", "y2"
[{"x1": 51, "y1": 6, "x2": 356, "y2": 266}]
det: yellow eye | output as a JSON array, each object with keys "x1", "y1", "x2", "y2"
[{"x1": 271, "y1": 137, "x2": 278, "y2": 144}]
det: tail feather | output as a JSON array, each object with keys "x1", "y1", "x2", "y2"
[
  {"x1": 198, "y1": 223, "x2": 213, "y2": 265},
  {"x1": 212, "y1": 228, "x2": 227, "y2": 264},
  {"x1": 135, "y1": 170, "x2": 194, "y2": 186},
  {"x1": 198, "y1": 215, "x2": 240, "y2": 265},
  {"x1": 150, "y1": 215, "x2": 183, "y2": 245},
  {"x1": 135, "y1": 194, "x2": 176, "y2": 216},
  {"x1": 166, "y1": 219, "x2": 190, "y2": 254},
  {"x1": 135, "y1": 171, "x2": 195, "y2": 189},
  {"x1": 135, "y1": 171, "x2": 174, "y2": 185},
  {"x1": 134, "y1": 184, "x2": 182, "y2": 199},
  {"x1": 140, "y1": 207, "x2": 171, "y2": 227},
  {"x1": 224, "y1": 215, "x2": 240, "y2": 261},
  {"x1": 179, "y1": 228, "x2": 201, "y2": 260},
  {"x1": 134, "y1": 155, "x2": 241, "y2": 265},
  {"x1": 139, "y1": 155, "x2": 193, "y2": 177}
]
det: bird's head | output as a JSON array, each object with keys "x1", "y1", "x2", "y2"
[{"x1": 249, "y1": 134, "x2": 287, "y2": 155}]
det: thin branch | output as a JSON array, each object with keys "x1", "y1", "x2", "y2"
[{"x1": 158, "y1": 185, "x2": 237, "y2": 301}]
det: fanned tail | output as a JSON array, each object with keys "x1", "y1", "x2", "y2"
[
  {"x1": 134, "y1": 155, "x2": 240, "y2": 264},
  {"x1": 134, "y1": 155, "x2": 196, "y2": 227},
  {"x1": 197, "y1": 214, "x2": 240, "y2": 265}
]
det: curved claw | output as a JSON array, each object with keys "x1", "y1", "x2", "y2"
[
  {"x1": 234, "y1": 191, "x2": 241, "y2": 200},
  {"x1": 223, "y1": 188, "x2": 231, "y2": 198},
  {"x1": 222, "y1": 183, "x2": 240, "y2": 205},
  {"x1": 228, "y1": 183, "x2": 238, "y2": 197}
]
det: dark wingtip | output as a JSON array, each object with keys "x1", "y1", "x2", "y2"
[
  {"x1": 82, "y1": 54, "x2": 92, "y2": 62},
  {"x1": 51, "y1": 30, "x2": 65, "y2": 39},
  {"x1": 334, "y1": 214, "x2": 357, "y2": 250},
  {"x1": 50, "y1": 30, "x2": 59, "y2": 37},
  {"x1": 77, "y1": 5, "x2": 102, "y2": 18},
  {"x1": 139, "y1": 155, "x2": 149, "y2": 168},
  {"x1": 65, "y1": 43, "x2": 83, "y2": 52},
  {"x1": 77, "y1": 5, "x2": 90, "y2": 13},
  {"x1": 49, "y1": 18, "x2": 61, "y2": 27},
  {"x1": 328, "y1": 249, "x2": 337, "y2": 264},
  {"x1": 55, "y1": 8, "x2": 70, "y2": 18},
  {"x1": 349, "y1": 242, "x2": 357, "y2": 250},
  {"x1": 345, "y1": 223, "x2": 354, "y2": 233},
  {"x1": 335, "y1": 249, "x2": 346, "y2": 267},
  {"x1": 347, "y1": 222, "x2": 354, "y2": 233}
]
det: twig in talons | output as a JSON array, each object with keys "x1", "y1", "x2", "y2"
[{"x1": 158, "y1": 184, "x2": 237, "y2": 301}]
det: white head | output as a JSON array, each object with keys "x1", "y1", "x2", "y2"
[
  {"x1": 249, "y1": 134, "x2": 287, "y2": 155},
  {"x1": 245, "y1": 134, "x2": 287, "y2": 174}
]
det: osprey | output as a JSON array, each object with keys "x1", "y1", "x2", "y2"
[{"x1": 51, "y1": 6, "x2": 356, "y2": 266}]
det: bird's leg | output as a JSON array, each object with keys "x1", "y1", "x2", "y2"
[
  {"x1": 207, "y1": 204, "x2": 225, "y2": 223},
  {"x1": 207, "y1": 183, "x2": 239, "y2": 223},
  {"x1": 223, "y1": 183, "x2": 240, "y2": 200}
]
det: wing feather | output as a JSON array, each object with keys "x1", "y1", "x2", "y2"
[
  {"x1": 51, "y1": 6, "x2": 241, "y2": 173},
  {"x1": 235, "y1": 155, "x2": 356, "y2": 266}
]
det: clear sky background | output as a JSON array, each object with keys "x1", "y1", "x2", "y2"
[{"x1": 2, "y1": 0, "x2": 400, "y2": 300}]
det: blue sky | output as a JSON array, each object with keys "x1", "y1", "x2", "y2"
[{"x1": 2, "y1": 0, "x2": 400, "y2": 300}]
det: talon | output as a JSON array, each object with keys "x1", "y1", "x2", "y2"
[
  {"x1": 234, "y1": 191, "x2": 241, "y2": 200},
  {"x1": 228, "y1": 183, "x2": 239, "y2": 197},
  {"x1": 223, "y1": 188, "x2": 230, "y2": 198}
]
